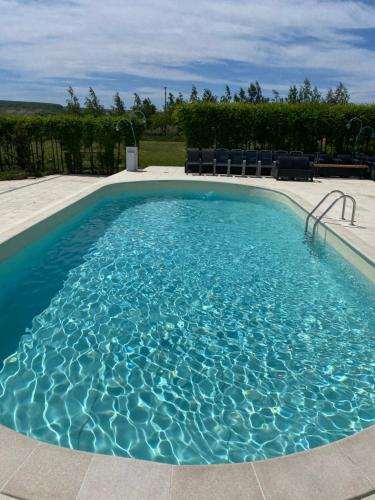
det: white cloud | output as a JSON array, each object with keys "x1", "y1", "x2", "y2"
[{"x1": 0, "y1": 0, "x2": 375, "y2": 103}]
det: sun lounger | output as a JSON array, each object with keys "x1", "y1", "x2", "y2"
[
  {"x1": 229, "y1": 149, "x2": 244, "y2": 175},
  {"x1": 214, "y1": 149, "x2": 230, "y2": 175},
  {"x1": 258, "y1": 150, "x2": 274, "y2": 176},
  {"x1": 244, "y1": 150, "x2": 258, "y2": 175},
  {"x1": 200, "y1": 149, "x2": 215, "y2": 175},
  {"x1": 185, "y1": 148, "x2": 201, "y2": 174}
]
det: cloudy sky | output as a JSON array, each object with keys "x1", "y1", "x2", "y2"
[{"x1": 1, "y1": 0, "x2": 375, "y2": 107}]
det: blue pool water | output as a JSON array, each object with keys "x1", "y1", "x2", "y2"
[{"x1": 0, "y1": 185, "x2": 374, "y2": 464}]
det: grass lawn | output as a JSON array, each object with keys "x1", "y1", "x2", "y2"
[
  {"x1": 139, "y1": 140, "x2": 185, "y2": 169},
  {"x1": 0, "y1": 169, "x2": 29, "y2": 181}
]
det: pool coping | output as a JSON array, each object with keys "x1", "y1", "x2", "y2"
[{"x1": 0, "y1": 172, "x2": 374, "y2": 499}]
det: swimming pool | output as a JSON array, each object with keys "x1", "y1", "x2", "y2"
[{"x1": 0, "y1": 182, "x2": 374, "y2": 465}]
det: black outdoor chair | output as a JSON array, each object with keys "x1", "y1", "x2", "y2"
[
  {"x1": 214, "y1": 149, "x2": 230, "y2": 175},
  {"x1": 272, "y1": 155, "x2": 314, "y2": 181},
  {"x1": 244, "y1": 150, "x2": 258, "y2": 175},
  {"x1": 364, "y1": 156, "x2": 375, "y2": 180},
  {"x1": 290, "y1": 150, "x2": 303, "y2": 156},
  {"x1": 200, "y1": 149, "x2": 215, "y2": 175},
  {"x1": 315, "y1": 153, "x2": 334, "y2": 165},
  {"x1": 229, "y1": 149, "x2": 244, "y2": 175},
  {"x1": 258, "y1": 150, "x2": 274, "y2": 176},
  {"x1": 185, "y1": 148, "x2": 201, "y2": 174},
  {"x1": 315, "y1": 153, "x2": 334, "y2": 164},
  {"x1": 305, "y1": 153, "x2": 317, "y2": 163},
  {"x1": 273, "y1": 150, "x2": 288, "y2": 162},
  {"x1": 334, "y1": 154, "x2": 355, "y2": 164}
]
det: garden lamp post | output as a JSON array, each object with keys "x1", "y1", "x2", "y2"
[
  {"x1": 132, "y1": 109, "x2": 147, "y2": 127},
  {"x1": 115, "y1": 118, "x2": 138, "y2": 171},
  {"x1": 346, "y1": 117, "x2": 375, "y2": 157}
]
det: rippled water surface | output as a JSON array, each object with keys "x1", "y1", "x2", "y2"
[{"x1": 0, "y1": 186, "x2": 374, "y2": 464}]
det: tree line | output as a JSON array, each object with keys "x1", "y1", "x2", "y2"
[
  {"x1": 186, "y1": 80, "x2": 350, "y2": 105},
  {"x1": 66, "y1": 86, "x2": 156, "y2": 120},
  {"x1": 66, "y1": 79, "x2": 350, "y2": 121}
]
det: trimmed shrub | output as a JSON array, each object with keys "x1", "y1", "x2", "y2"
[
  {"x1": 175, "y1": 103, "x2": 375, "y2": 154},
  {"x1": 0, "y1": 115, "x2": 144, "y2": 175}
]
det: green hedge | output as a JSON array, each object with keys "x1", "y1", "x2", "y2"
[
  {"x1": 0, "y1": 115, "x2": 144, "y2": 175},
  {"x1": 175, "y1": 103, "x2": 375, "y2": 154}
]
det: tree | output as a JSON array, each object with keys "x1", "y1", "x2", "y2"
[
  {"x1": 248, "y1": 83, "x2": 257, "y2": 103},
  {"x1": 112, "y1": 92, "x2": 125, "y2": 115},
  {"x1": 272, "y1": 89, "x2": 280, "y2": 102},
  {"x1": 287, "y1": 85, "x2": 299, "y2": 103},
  {"x1": 238, "y1": 87, "x2": 247, "y2": 103},
  {"x1": 221, "y1": 85, "x2": 232, "y2": 103},
  {"x1": 176, "y1": 92, "x2": 185, "y2": 105},
  {"x1": 311, "y1": 86, "x2": 322, "y2": 104},
  {"x1": 201, "y1": 89, "x2": 218, "y2": 103},
  {"x1": 132, "y1": 93, "x2": 156, "y2": 123},
  {"x1": 255, "y1": 81, "x2": 267, "y2": 103},
  {"x1": 132, "y1": 93, "x2": 142, "y2": 111},
  {"x1": 190, "y1": 85, "x2": 199, "y2": 103},
  {"x1": 141, "y1": 98, "x2": 157, "y2": 121},
  {"x1": 325, "y1": 88, "x2": 335, "y2": 104},
  {"x1": 324, "y1": 83, "x2": 350, "y2": 104},
  {"x1": 299, "y1": 78, "x2": 313, "y2": 103},
  {"x1": 233, "y1": 92, "x2": 240, "y2": 103},
  {"x1": 66, "y1": 86, "x2": 81, "y2": 114},
  {"x1": 248, "y1": 81, "x2": 265, "y2": 104},
  {"x1": 334, "y1": 82, "x2": 350, "y2": 104},
  {"x1": 84, "y1": 87, "x2": 104, "y2": 116},
  {"x1": 168, "y1": 92, "x2": 176, "y2": 109}
]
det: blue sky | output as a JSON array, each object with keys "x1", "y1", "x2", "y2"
[{"x1": 1, "y1": 0, "x2": 375, "y2": 107}]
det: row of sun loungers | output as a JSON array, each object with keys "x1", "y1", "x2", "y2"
[
  {"x1": 185, "y1": 149, "x2": 375, "y2": 181},
  {"x1": 185, "y1": 149, "x2": 313, "y2": 180}
]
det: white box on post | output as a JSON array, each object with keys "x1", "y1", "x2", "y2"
[{"x1": 126, "y1": 147, "x2": 138, "y2": 171}]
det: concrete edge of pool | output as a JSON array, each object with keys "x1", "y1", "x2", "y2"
[{"x1": 0, "y1": 171, "x2": 374, "y2": 500}]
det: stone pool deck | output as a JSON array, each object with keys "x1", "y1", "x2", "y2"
[
  {"x1": 0, "y1": 167, "x2": 374, "y2": 500},
  {"x1": 1, "y1": 168, "x2": 374, "y2": 263}
]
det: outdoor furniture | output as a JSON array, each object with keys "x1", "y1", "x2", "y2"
[
  {"x1": 314, "y1": 163, "x2": 369, "y2": 178},
  {"x1": 290, "y1": 150, "x2": 303, "y2": 156},
  {"x1": 305, "y1": 153, "x2": 317, "y2": 163},
  {"x1": 334, "y1": 154, "x2": 352, "y2": 164},
  {"x1": 272, "y1": 155, "x2": 314, "y2": 181},
  {"x1": 244, "y1": 150, "x2": 258, "y2": 175},
  {"x1": 214, "y1": 149, "x2": 230, "y2": 175},
  {"x1": 185, "y1": 148, "x2": 201, "y2": 174},
  {"x1": 364, "y1": 156, "x2": 375, "y2": 180},
  {"x1": 229, "y1": 149, "x2": 244, "y2": 175},
  {"x1": 273, "y1": 150, "x2": 288, "y2": 162},
  {"x1": 200, "y1": 149, "x2": 215, "y2": 175},
  {"x1": 315, "y1": 153, "x2": 334, "y2": 164},
  {"x1": 258, "y1": 150, "x2": 274, "y2": 176},
  {"x1": 334, "y1": 154, "x2": 362, "y2": 165}
]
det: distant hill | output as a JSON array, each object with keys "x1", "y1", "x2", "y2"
[{"x1": 0, "y1": 100, "x2": 64, "y2": 115}]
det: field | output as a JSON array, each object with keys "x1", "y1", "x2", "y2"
[{"x1": 0, "y1": 100, "x2": 64, "y2": 115}]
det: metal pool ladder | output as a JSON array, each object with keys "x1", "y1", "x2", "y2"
[{"x1": 305, "y1": 190, "x2": 357, "y2": 241}]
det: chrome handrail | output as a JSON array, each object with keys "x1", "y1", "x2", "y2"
[
  {"x1": 311, "y1": 194, "x2": 356, "y2": 241},
  {"x1": 305, "y1": 190, "x2": 345, "y2": 234}
]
